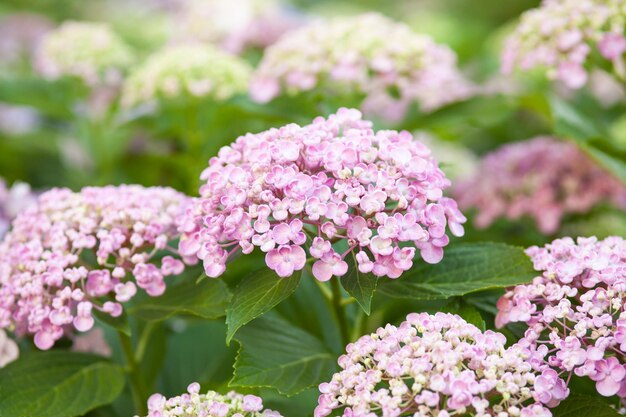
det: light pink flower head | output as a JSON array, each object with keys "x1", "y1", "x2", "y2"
[
  {"x1": 179, "y1": 108, "x2": 465, "y2": 282},
  {"x1": 496, "y1": 236, "x2": 626, "y2": 402},
  {"x1": 315, "y1": 312, "x2": 566, "y2": 417},
  {"x1": 0, "y1": 185, "x2": 192, "y2": 350},
  {"x1": 455, "y1": 136, "x2": 626, "y2": 234},
  {"x1": 250, "y1": 13, "x2": 474, "y2": 120},
  {"x1": 501, "y1": 0, "x2": 626, "y2": 90},
  {"x1": 136, "y1": 384, "x2": 282, "y2": 417}
]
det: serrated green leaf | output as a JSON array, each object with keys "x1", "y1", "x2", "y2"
[
  {"x1": 226, "y1": 268, "x2": 301, "y2": 344},
  {"x1": 130, "y1": 278, "x2": 231, "y2": 322},
  {"x1": 0, "y1": 351, "x2": 124, "y2": 417},
  {"x1": 552, "y1": 394, "x2": 620, "y2": 417},
  {"x1": 231, "y1": 312, "x2": 336, "y2": 396},
  {"x1": 340, "y1": 253, "x2": 378, "y2": 315},
  {"x1": 377, "y1": 243, "x2": 536, "y2": 300}
]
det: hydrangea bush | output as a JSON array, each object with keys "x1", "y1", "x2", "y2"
[{"x1": 0, "y1": 2, "x2": 625, "y2": 417}]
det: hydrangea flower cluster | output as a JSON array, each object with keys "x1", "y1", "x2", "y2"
[
  {"x1": 496, "y1": 236, "x2": 626, "y2": 400},
  {"x1": 0, "y1": 179, "x2": 36, "y2": 238},
  {"x1": 454, "y1": 136, "x2": 626, "y2": 234},
  {"x1": 179, "y1": 108, "x2": 465, "y2": 281},
  {"x1": 315, "y1": 312, "x2": 568, "y2": 417},
  {"x1": 502, "y1": 0, "x2": 626, "y2": 89},
  {"x1": 35, "y1": 21, "x2": 133, "y2": 86},
  {"x1": 0, "y1": 185, "x2": 192, "y2": 350},
  {"x1": 121, "y1": 44, "x2": 251, "y2": 108},
  {"x1": 250, "y1": 13, "x2": 474, "y2": 119},
  {"x1": 171, "y1": 0, "x2": 300, "y2": 54},
  {"x1": 138, "y1": 383, "x2": 283, "y2": 417}
]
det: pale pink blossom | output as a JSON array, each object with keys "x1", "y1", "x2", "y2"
[
  {"x1": 455, "y1": 137, "x2": 626, "y2": 234},
  {"x1": 315, "y1": 313, "x2": 565, "y2": 417},
  {"x1": 497, "y1": 236, "x2": 626, "y2": 403},
  {"x1": 137, "y1": 384, "x2": 282, "y2": 417},
  {"x1": 0, "y1": 185, "x2": 192, "y2": 349},
  {"x1": 180, "y1": 109, "x2": 465, "y2": 282}
]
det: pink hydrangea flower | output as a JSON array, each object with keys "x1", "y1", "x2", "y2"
[
  {"x1": 496, "y1": 236, "x2": 626, "y2": 402},
  {"x1": 315, "y1": 312, "x2": 567, "y2": 417},
  {"x1": 455, "y1": 137, "x2": 626, "y2": 234},
  {"x1": 179, "y1": 108, "x2": 465, "y2": 282},
  {"x1": 502, "y1": 0, "x2": 626, "y2": 89},
  {"x1": 0, "y1": 185, "x2": 192, "y2": 350},
  {"x1": 136, "y1": 383, "x2": 283, "y2": 417},
  {"x1": 250, "y1": 13, "x2": 474, "y2": 120}
]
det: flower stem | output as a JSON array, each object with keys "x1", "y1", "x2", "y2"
[
  {"x1": 331, "y1": 279, "x2": 350, "y2": 347},
  {"x1": 117, "y1": 330, "x2": 148, "y2": 416}
]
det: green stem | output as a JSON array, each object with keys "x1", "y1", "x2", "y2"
[
  {"x1": 117, "y1": 331, "x2": 147, "y2": 415},
  {"x1": 330, "y1": 279, "x2": 350, "y2": 347},
  {"x1": 351, "y1": 308, "x2": 366, "y2": 341}
]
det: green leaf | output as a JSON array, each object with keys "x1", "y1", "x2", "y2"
[
  {"x1": 549, "y1": 95, "x2": 626, "y2": 184},
  {"x1": 0, "y1": 351, "x2": 125, "y2": 417},
  {"x1": 552, "y1": 394, "x2": 620, "y2": 417},
  {"x1": 130, "y1": 278, "x2": 231, "y2": 322},
  {"x1": 378, "y1": 243, "x2": 536, "y2": 300},
  {"x1": 340, "y1": 252, "x2": 378, "y2": 315},
  {"x1": 93, "y1": 309, "x2": 131, "y2": 336},
  {"x1": 231, "y1": 312, "x2": 336, "y2": 396},
  {"x1": 85, "y1": 405, "x2": 120, "y2": 417},
  {"x1": 226, "y1": 268, "x2": 302, "y2": 344},
  {"x1": 442, "y1": 301, "x2": 485, "y2": 331},
  {"x1": 157, "y1": 321, "x2": 237, "y2": 396}
]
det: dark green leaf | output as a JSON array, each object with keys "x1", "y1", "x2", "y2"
[
  {"x1": 442, "y1": 301, "x2": 485, "y2": 331},
  {"x1": 226, "y1": 268, "x2": 301, "y2": 344},
  {"x1": 85, "y1": 405, "x2": 120, "y2": 417},
  {"x1": 157, "y1": 321, "x2": 237, "y2": 396},
  {"x1": 231, "y1": 312, "x2": 336, "y2": 396},
  {"x1": 137, "y1": 323, "x2": 168, "y2": 392},
  {"x1": 552, "y1": 394, "x2": 620, "y2": 417},
  {"x1": 0, "y1": 351, "x2": 125, "y2": 417},
  {"x1": 378, "y1": 243, "x2": 536, "y2": 300},
  {"x1": 340, "y1": 252, "x2": 378, "y2": 315},
  {"x1": 130, "y1": 278, "x2": 231, "y2": 322}
]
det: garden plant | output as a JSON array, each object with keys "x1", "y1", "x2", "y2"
[{"x1": 0, "y1": 0, "x2": 625, "y2": 417}]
